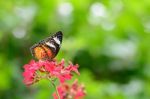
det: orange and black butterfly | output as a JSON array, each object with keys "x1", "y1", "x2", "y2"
[{"x1": 30, "y1": 31, "x2": 63, "y2": 61}]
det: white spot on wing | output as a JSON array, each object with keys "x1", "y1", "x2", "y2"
[
  {"x1": 46, "y1": 42, "x2": 56, "y2": 49},
  {"x1": 53, "y1": 37, "x2": 61, "y2": 45}
]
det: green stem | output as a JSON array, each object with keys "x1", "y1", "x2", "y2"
[
  {"x1": 48, "y1": 77, "x2": 60, "y2": 99},
  {"x1": 51, "y1": 80, "x2": 60, "y2": 99}
]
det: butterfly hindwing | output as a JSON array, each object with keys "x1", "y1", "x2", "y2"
[{"x1": 30, "y1": 31, "x2": 63, "y2": 60}]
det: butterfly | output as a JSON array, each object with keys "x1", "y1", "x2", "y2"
[{"x1": 30, "y1": 31, "x2": 63, "y2": 61}]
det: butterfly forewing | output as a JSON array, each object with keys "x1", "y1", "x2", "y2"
[{"x1": 30, "y1": 31, "x2": 63, "y2": 60}]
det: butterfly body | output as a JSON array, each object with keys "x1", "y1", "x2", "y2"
[{"x1": 30, "y1": 31, "x2": 63, "y2": 61}]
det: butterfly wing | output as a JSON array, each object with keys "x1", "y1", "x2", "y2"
[
  {"x1": 30, "y1": 31, "x2": 63, "y2": 60},
  {"x1": 44, "y1": 31, "x2": 63, "y2": 58}
]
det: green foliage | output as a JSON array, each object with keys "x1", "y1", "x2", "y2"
[{"x1": 0, "y1": 0, "x2": 150, "y2": 99}]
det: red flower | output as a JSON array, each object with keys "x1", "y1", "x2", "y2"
[
  {"x1": 53, "y1": 79, "x2": 86, "y2": 99},
  {"x1": 22, "y1": 60, "x2": 40, "y2": 85},
  {"x1": 22, "y1": 59, "x2": 80, "y2": 86}
]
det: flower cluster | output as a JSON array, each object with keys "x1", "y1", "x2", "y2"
[
  {"x1": 53, "y1": 79, "x2": 86, "y2": 99},
  {"x1": 23, "y1": 59, "x2": 79, "y2": 86},
  {"x1": 22, "y1": 59, "x2": 86, "y2": 99}
]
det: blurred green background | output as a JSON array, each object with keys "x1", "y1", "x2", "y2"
[{"x1": 0, "y1": 0, "x2": 150, "y2": 99}]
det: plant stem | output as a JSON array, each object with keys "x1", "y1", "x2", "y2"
[
  {"x1": 51, "y1": 80, "x2": 60, "y2": 99},
  {"x1": 48, "y1": 77, "x2": 60, "y2": 99}
]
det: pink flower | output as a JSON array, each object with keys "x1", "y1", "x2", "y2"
[
  {"x1": 22, "y1": 59, "x2": 80, "y2": 86},
  {"x1": 22, "y1": 60, "x2": 40, "y2": 85},
  {"x1": 53, "y1": 79, "x2": 86, "y2": 99}
]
